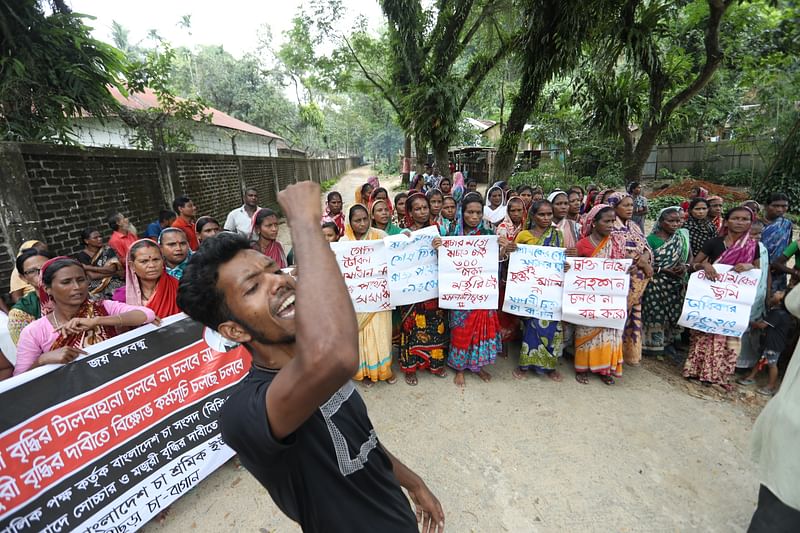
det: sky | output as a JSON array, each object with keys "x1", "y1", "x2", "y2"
[{"x1": 68, "y1": 0, "x2": 384, "y2": 58}]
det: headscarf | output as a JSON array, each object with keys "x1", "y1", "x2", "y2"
[
  {"x1": 404, "y1": 192, "x2": 429, "y2": 229},
  {"x1": 322, "y1": 199, "x2": 346, "y2": 237},
  {"x1": 717, "y1": 208, "x2": 757, "y2": 266},
  {"x1": 581, "y1": 204, "x2": 611, "y2": 238},
  {"x1": 37, "y1": 256, "x2": 70, "y2": 316},
  {"x1": 548, "y1": 191, "x2": 578, "y2": 248},
  {"x1": 368, "y1": 188, "x2": 394, "y2": 215},
  {"x1": 697, "y1": 187, "x2": 709, "y2": 198},
  {"x1": 496, "y1": 197, "x2": 526, "y2": 244},
  {"x1": 483, "y1": 185, "x2": 507, "y2": 225},
  {"x1": 685, "y1": 197, "x2": 718, "y2": 258},
  {"x1": 345, "y1": 204, "x2": 383, "y2": 241},
  {"x1": 605, "y1": 191, "x2": 629, "y2": 208},
  {"x1": 652, "y1": 206, "x2": 682, "y2": 233},
  {"x1": 124, "y1": 239, "x2": 181, "y2": 317},
  {"x1": 707, "y1": 195, "x2": 724, "y2": 232},
  {"x1": 451, "y1": 172, "x2": 465, "y2": 204},
  {"x1": 595, "y1": 189, "x2": 616, "y2": 206},
  {"x1": 18, "y1": 240, "x2": 42, "y2": 256},
  {"x1": 368, "y1": 176, "x2": 380, "y2": 189},
  {"x1": 370, "y1": 199, "x2": 402, "y2": 235},
  {"x1": 439, "y1": 195, "x2": 459, "y2": 236}
]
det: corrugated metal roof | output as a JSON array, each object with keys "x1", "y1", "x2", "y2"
[{"x1": 108, "y1": 86, "x2": 284, "y2": 140}]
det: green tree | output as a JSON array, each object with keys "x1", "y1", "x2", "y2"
[{"x1": 0, "y1": 1, "x2": 126, "y2": 142}]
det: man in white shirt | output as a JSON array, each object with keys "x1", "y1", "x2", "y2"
[{"x1": 225, "y1": 188, "x2": 261, "y2": 240}]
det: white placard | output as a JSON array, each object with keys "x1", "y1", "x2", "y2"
[
  {"x1": 384, "y1": 225, "x2": 439, "y2": 306},
  {"x1": 330, "y1": 240, "x2": 392, "y2": 312},
  {"x1": 677, "y1": 265, "x2": 761, "y2": 337},
  {"x1": 503, "y1": 245, "x2": 566, "y2": 320},
  {"x1": 438, "y1": 235, "x2": 499, "y2": 310},
  {"x1": 561, "y1": 257, "x2": 633, "y2": 330}
]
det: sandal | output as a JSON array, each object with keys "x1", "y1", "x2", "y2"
[
  {"x1": 547, "y1": 370, "x2": 563, "y2": 382},
  {"x1": 736, "y1": 377, "x2": 756, "y2": 386},
  {"x1": 404, "y1": 373, "x2": 418, "y2": 386},
  {"x1": 512, "y1": 368, "x2": 527, "y2": 380},
  {"x1": 575, "y1": 372, "x2": 589, "y2": 384},
  {"x1": 601, "y1": 375, "x2": 615, "y2": 386},
  {"x1": 386, "y1": 376, "x2": 397, "y2": 385},
  {"x1": 433, "y1": 369, "x2": 448, "y2": 378},
  {"x1": 757, "y1": 386, "x2": 776, "y2": 396},
  {"x1": 362, "y1": 379, "x2": 374, "y2": 389}
]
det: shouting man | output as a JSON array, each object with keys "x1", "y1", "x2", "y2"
[{"x1": 177, "y1": 182, "x2": 444, "y2": 532}]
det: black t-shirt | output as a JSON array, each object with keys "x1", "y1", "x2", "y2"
[{"x1": 220, "y1": 367, "x2": 417, "y2": 532}]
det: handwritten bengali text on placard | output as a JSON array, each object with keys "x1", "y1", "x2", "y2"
[
  {"x1": 438, "y1": 236, "x2": 499, "y2": 310},
  {"x1": 561, "y1": 257, "x2": 632, "y2": 330},
  {"x1": 503, "y1": 245, "x2": 566, "y2": 320}
]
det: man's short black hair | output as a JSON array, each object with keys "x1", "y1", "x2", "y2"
[
  {"x1": 172, "y1": 195, "x2": 191, "y2": 213},
  {"x1": 768, "y1": 192, "x2": 789, "y2": 205},
  {"x1": 177, "y1": 232, "x2": 252, "y2": 330},
  {"x1": 158, "y1": 209, "x2": 176, "y2": 224}
]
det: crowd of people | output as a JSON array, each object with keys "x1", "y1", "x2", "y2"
[
  {"x1": 0, "y1": 175, "x2": 796, "y2": 397},
  {"x1": 317, "y1": 171, "x2": 797, "y2": 396}
]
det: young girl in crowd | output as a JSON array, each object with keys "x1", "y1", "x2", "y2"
[
  {"x1": 321, "y1": 191, "x2": 345, "y2": 236},
  {"x1": 251, "y1": 208, "x2": 287, "y2": 269},
  {"x1": 398, "y1": 193, "x2": 449, "y2": 385},
  {"x1": 574, "y1": 205, "x2": 627, "y2": 385},
  {"x1": 341, "y1": 204, "x2": 395, "y2": 386},
  {"x1": 512, "y1": 200, "x2": 565, "y2": 381},
  {"x1": 439, "y1": 196, "x2": 458, "y2": 236},
  {"x1": 438, "y1": 177, "x2": 452, "y2": 196},
  {"x1": 516, "y1": 185, "x2": 534, "y2": 213},
  {"x1": 369, "y1": 187, "x2": 394, "y2": 214},
  {"x1": 321, "y1": 221, "x2": 340, "y2": 243},
  {"x1": 684, "y1": 207, "x2": 759, "y2": 390},
  {"x1": 435, "y1": 193, "x2": 501, "y2": 387},
  {"x1": 549, "y1": 191, "x2": 579, "y2": 254},
  {"x1": 195, "y1": 216, "x2": 221, "y2": 244},
  {"x1": 427, "y1": 189, "x2": 444, "y2": 224}
]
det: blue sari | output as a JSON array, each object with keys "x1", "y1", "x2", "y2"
[{"x1": 762, "y1": 217, "x2": 793, "y2": 290}]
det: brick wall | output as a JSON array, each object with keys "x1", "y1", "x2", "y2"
[{"x1": 0, "y1": 142, "x2": 361, "y2": 300}]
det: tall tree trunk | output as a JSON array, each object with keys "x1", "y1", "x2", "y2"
[
  {"x1": 414, "y1": 135, "x2": 427, "y2": 174},
  {"x1": 433, "y1": 138, "x2": 451, "y2": 180},
  {"x1": 402, "y1": 135, "x2": 412, "y2": 186},
  {"x1": 493, "y1": 91, "x2": 536, "y2": 180},
  {"x1": 623, "y1": 124, "x2": 660, "y2": 183}
]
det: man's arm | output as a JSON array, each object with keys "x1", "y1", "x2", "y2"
[
  {"x1": 266, "y1": 182, "x2": 359, "y2": 440},
  {"x1": 382, "y1": 445, "x2": 445, "y2": 533}
]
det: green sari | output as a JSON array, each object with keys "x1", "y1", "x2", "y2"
[{"x1": 642, "y1": 228, "x2": 690, "y2": 355}]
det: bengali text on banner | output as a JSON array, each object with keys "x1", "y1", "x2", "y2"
[
  {"x1": 503, "y1": 245, "x2": 566, "y2": 320},
  {"x1": 438, "y1": 235, "x2": 499, "y2": 310},
  {"x1": 330, "y1": 240, "x2": 393, "y2": 312},
  {"x1": 0, "y1": 316, "x2": 249, "y2": 533},
  {"x1": 384, "y1": 226, "x2": 439, "y2": 306},
  {"x1": 561, "y1": 257, "x2": 632, "y2": 330},
  {"x1": 677, "y1": 265, "x2": 761, "y2": 337}
]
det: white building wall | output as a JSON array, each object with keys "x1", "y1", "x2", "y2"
[{"x1": 71, "y1": 118, "x2": 278, "y2": 156}]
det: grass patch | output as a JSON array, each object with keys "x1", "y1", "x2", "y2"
[{"x1": 320, "y1": 178, "x2": 338, "y2": 192}]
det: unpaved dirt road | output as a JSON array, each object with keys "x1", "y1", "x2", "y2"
[{"x1": 145, "y1": 167, "x2": 761, "y2": 533}]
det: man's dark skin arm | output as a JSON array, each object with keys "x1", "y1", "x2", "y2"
[
  {"x1": 381, "y1": 445, "x2": 445, "y2": 533},
  {"x1": 265, "y1": 182, "x2": 360, "y2": 440}
]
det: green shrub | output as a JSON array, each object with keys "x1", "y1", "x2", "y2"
[
  {"x1": 320, "y1": 178, "x2": 338, "y2": 193},
  {"x1": 646, "y1": 195, "x2": 685, "y2": 219},
  {"x1": 508, "y1": 159, "x2": 622, "y2": 192},
  {"x1": 718, "y1": 168, "x2": 755, "y2": 187}
]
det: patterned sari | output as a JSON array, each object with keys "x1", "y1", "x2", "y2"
[
  {"x1": 762, "y1": 216, "x2": 793, "y2": 291},
  {"x1": 341, "y1": 223, "x2": 393, "y2": 382},
  {"x1": 447, "y1": 224, "x2": 502, "y2": 373},
  {"x1": 685, "y1": 215, "x2": 718, "y2": 259},
  {"x1": 51, "y1": 300, "x2": 117, "y2": 351},
  {"x1": 398, "y1": 220, "x2": 449, "y2": 376},
  {"x1": 683, "y1": 232, "x2": 757, "y2": 385},
  {"x1": 514, "y1": 227, "x2": 564, "y2": 372},
  {"x1": 495, "y1": 207, "x2": 525, "y2": 344},
  {"x1": 573, "y1": 234, "x2": 625, "y2": 377},
  {"x1": 641, "y1": 229, "x2": 690, "y2": 355}
]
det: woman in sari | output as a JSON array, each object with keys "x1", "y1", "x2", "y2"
[
  {"x1": 736, "y1": 220, "x2": 770, "y2": 371},
  {"x1": 74, "y1": 228, "x2": 124, "y2": 300},
  {"x1": 684, "y1": 197, "x2": 717, "y2": 259},
  {"x1": 438, "y1": 196, "x2": 458, "y2": 236},
  {"x1": 483, "y1": 185, "x2": 506, "y2": 231},
  {"x1": 574, "y1": 205, "x2": 627, "y2": 384},
  {"x1": 354, "y1": 177, "x2": 380, "y2": 205},
  {"x1": 341, "y1": 204, "x2": 395, "y2": 386},
  {"x1": 115, "y1": 239, "x2": 181, "y2": 319},
  {"x1": 251, "y1": 208, "x2": 287, "y2": 269},
  {"x1": 438, "y1": 176, "x2": 452, "y2": 196},
  {"x1": 761, "y1": 193, "x2": 792, "y2": 291},
  {"x1": 393, "y1": 192, "x2": 409, "y2": 228},
  {"x1": 549, "y1": 191, "x2": 579, "y2": 254},
  {"x1": 434, "y1": 194, "x2": 501, "y2": 387},
  {"x1": 607, "y1": 192, "x2": 653, "y2": 365},
  {"x1": 495, "y1": 197, "x2": 526, "y2": 357},
  {"x1": 7, "y1": 248, "x2": 54, "y2": 344},
  {"x1": 14, "y1": 257, "x2": 155, "y2": 375},
  {"x1": 9, "y1": 240, "x2": 48, "y2": 303},
  {"x1": 369, "y1": 187, "x2": 394, "y2": 215},
  {"x1": 511, "y1": 200, "x2": 565, "y2": 381},
  {"x1": 451, "y1": 171, "x2": 465, "y2": 206},
  {"x1": 409, "y1": 174, "x2": 425, "y2": 193},
  {"x1": 641, "y1": 207, "x2": 690, "y2": 359},
  {"x1": 398, "y1": 192, "x2": 450, "y2": 385},
  {"x1": 371, "y1": 199, "x2": 405, "y2": 235},
  {"x1": 321, "y1": 191, "x2": 345, "y2": 237},
  {"x1": 707, "y1": 195, "x2": 725, "y2": 233},
  {"x1": 684, "y1": 207, "x2": 759, "y2": 390}
]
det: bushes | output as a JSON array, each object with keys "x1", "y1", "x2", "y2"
[
  {"x1": 508, "y1": 159, "x2": 623, "y2": 192},
  {"x1": 646, "y1": 195, "x2": 685, "y2": 219}
]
